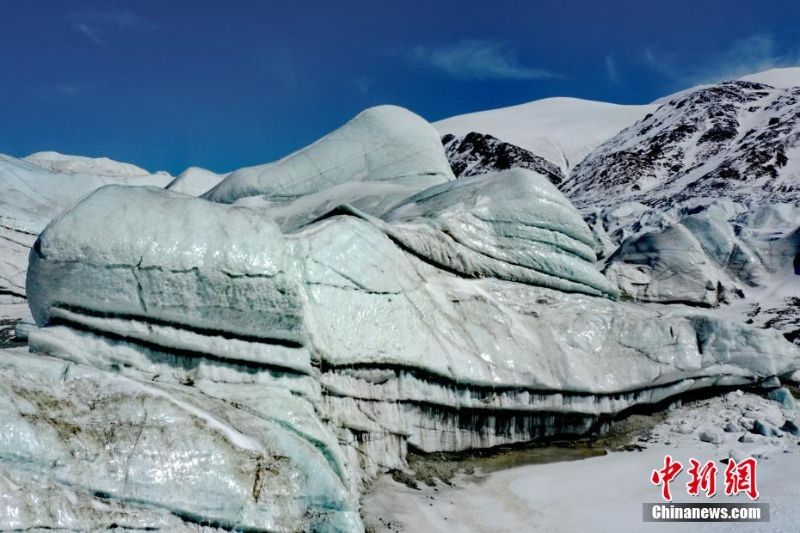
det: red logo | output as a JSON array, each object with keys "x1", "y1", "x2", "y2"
[
  {"x1": 651, "y1": 456, "x2": 758, "y2": 501},
  {"x1": 724, "y1": 457, "x2": 759, "y2": 500},
  {"x1": 651, "y1": 455, "x2": 683, "y2": 502},
  {"x1": 686, "y1": 459, "x2": 717, "y2": 497}
]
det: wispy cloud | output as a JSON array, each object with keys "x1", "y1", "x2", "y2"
[
  {"x1": 605, "y1": 55, "x2": 621, "y2": 86},
  {"x1": 74, "y1": 23, "x2": 104, "y2": 46},
  {"x1": 69, "y1": 8, "x2": 157, "y2": 46},
  {"x1": 405, "y1": 40, "x2": 559, "y2": 81},
  {"x1": 700, "y1": 35, "x2": 800, "y2": 82},
  {"x1": 644, "y1": 35, "x2": 800, "y2": 86}
]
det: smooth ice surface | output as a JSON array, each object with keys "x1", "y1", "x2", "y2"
[
  {"x1": 377, "y1": 169, "x2": 619, "y2": 298},
  {"x1": 203, "y1": 105, "x2": 455, "y2": 205},
  {"x1": 28, "y1": 185, "x2": 304, "y2": 346},
  {"x1": 166, "y1": 166, "x2": 227, "y2": 197}
]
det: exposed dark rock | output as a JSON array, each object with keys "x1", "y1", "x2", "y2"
[
  {"x1": 441, "y1": 132, "x2": 566, "y2": 185},
  {"x1": 562, "y1": 81, "x2": 800, "y2": 208}
]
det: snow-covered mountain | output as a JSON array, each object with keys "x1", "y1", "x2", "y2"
[
  {"x1": 436, "y1": 68, "x2": 800, "y2": 210},
  {"x1": 742, "y1": 66, "x2": 800, "y2": 88},
  {"x1": 24, "y1": 151, "x2": 168, "y2": 179},
  {"x1": 435, "y1": 97, "x2": 657, "y2": 175},
  {"x1": 565, "y1": 80, "x2": 800, "y2": 208},
  {"x1": 433, "y1": 68, "x2": 800, "y2": 346}
]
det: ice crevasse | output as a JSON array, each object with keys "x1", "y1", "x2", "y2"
[{"x1": 5, "y1": 105, "x2": 800, "y2": 532}]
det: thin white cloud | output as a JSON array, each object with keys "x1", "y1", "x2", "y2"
[
  {"x1": 700, "y1": 35, "x2": 800, "y2": 83},
  {"x1": 408, "y1": 40, "x2": 558, "y2": 81},
  {"x1": 69, "y1": 8, "x2": 157, "y2": 46},
  {"x1": 644, "y1": 35, "x2": 800, "y2": 86},
  {"x1": 605, "y1": 55, "x2": 621, "y2": 85},
  {"x1": 74, "y1": 23, "x2": 104, "y2": 46}
]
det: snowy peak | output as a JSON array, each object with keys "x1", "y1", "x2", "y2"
[
  {"x1": 435, "y1": 97, "x2": 657, "y2": 173},
  {"x1": 441, "y1": 132, "x2": 565, "y2": 185},
  {"x1": 564, "y1": 80, "x2": 800, "y2": 208}
]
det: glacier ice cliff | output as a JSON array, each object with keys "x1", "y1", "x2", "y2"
[{"x1": 5, "y1": 106, "x2": 800, "y2": 531}]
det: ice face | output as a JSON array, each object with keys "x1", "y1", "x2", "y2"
[
  {"x1": 597, "y1": 198, "x2": 799, "y2": 307},
  {"x1": 0, "y1": 345, "x2": 361, "y2": 532},
  {"x1": 21, "y1": 171, "x2": 800, "y2": 530}
]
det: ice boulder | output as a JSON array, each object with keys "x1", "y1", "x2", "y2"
[
  {"x1": 377, "y1": 169, "x2": 619, "y2": 298},
  {"x1": 0, "y1": 154, "x2": 172, "y2": 301},
  {"x1": 604, "y1": 214, "x2": 768, "y2": 306},
  {"x1": 202, "y1": 105, "x2": 455, "y2": 205},
  {"x1": 165, "y1": 166, "x2": 227, "y2": 197},
  {"x1": 604, "y1": 222, "x2": 722, "y2": 305},
  {"x1": 28, "y1": 185, "x2": 305, "y2": 350}
]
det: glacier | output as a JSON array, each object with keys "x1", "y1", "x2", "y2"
[
  {"x1": 0, "y1": 102, "x2": 800, "y2": 531},
  {"x1": 3, "y1": 103, "x2": 800, "y2": 531}
]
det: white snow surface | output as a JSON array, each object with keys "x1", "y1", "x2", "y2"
[
  {"x1": 363, "y1": 390, "x2": 800, "y2": 533},
  {"x1": 434, "y1": 97, "x2": 658, "y2": 174},
  {"x1": 740, "y1": 67, "x2": 800, "y2": 89},
  {"x1": 653, "y1": 67, "x2": 800, "y2": 105}
]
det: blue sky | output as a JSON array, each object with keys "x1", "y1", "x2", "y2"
[{"x1": 2, "y1": 0, "x2": 799, "y2": 174}]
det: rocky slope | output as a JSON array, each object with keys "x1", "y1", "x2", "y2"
[
  {"x1": 441, "y1": 131, "x2": 565, "y2": 185},
  {"x1": 564, "y1": 80, "x2": 800, "y2": 208}
]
